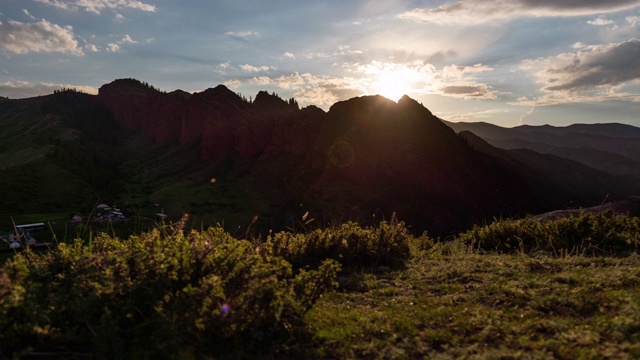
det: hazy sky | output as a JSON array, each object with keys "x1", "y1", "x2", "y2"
[{"x1": 1, "y1": 0, "x2": 640, "y2": 127}]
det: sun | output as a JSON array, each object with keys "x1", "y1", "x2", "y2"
[{"x1": 371, "y1": 66, "x2": 416, "y2": 101}]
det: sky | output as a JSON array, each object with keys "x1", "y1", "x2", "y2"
[{"x1": 1, "y1": 0, "x2": 640, "y2": 127}]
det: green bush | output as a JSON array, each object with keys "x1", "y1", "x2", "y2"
[
  {"x1": 459, "y1": 211, "x2": 640, "y2": 256},
  {"x1": 264, "y1": 220, "x2": 414, "y2": 270},
  {"x1": 0, "y1": 226, "x2": 340, "y2": 358}
]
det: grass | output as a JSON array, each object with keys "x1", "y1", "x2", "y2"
[
  {"x1": 1, "y1": 212, "x2": 639, "y2": 358},
  {"x1": 0, "y1": 146, "x2": 52, "y2": 169},
  {"x1": 306, "y1": 250, "x2": 640, "y2": 359}
]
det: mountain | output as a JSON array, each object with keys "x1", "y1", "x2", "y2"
[
  {"x1": 443, "y1": 120, "x2": 640, "y2": 178},
  {"x1": 0, "y1": 90, "x2": 123, "y2": 213},
  {"x1": 298, "y1": 95, "x2": 536, "y2": 233},
  {"x1": 0, "y1": 79, "x2": 638, "y2": 236},
  {"x1": 458, "y1": 131, "x2": 640, "y2": 209}
]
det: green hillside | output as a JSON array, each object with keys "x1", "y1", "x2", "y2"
[{"x1": 0, "y1": 91, "x2": 123, "y2": 217}]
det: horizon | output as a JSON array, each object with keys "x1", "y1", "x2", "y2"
[
  {"x1": 1, "y1": 1, "x2": 640, "y2": 127},
  {"x1": 15, "y1": 78, "x2": 640, "y2": 130}
]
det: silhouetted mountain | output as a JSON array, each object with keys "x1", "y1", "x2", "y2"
[
  {"x1": 459, "y1": 131, "x2": 639, "y2": 209},
  {"x1": 1, "y1": 79, "x2": 638, "y2": 235},
  {"x1": 297, "y1": 95, "x2": 535, "y2": 233},
  {"x1": 444, "y1": 120, "x2": 640, "y2": 177}
]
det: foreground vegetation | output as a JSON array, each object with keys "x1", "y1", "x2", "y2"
[{"x1": 1, "y1": 211, "x2": 640, "y2": 358}]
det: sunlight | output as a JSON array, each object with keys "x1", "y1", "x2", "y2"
[
  {"x1": 358, "y1": 61, "x2": 432, "y2": 101},
  {"x1": 372, "y1": 66, "x2": 416, "y2": 101}
]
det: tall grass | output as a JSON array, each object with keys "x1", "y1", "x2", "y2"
[
  {"x1": 458, "y1": 210, "x2": 640, "y2": 256},
  {"x1": 264, "y1": 218, "x2": 417, "y2": 270}
]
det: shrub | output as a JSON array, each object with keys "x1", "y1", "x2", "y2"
[
  {"x1": 0, "y1": 226, "x2": 340, "y2": 358},
  {"x1": 459, "y1": 211, "x2": 640, "y2": 256},
  {"x1": 264, "y1": 220, "x2": 413, "y2": 270}
]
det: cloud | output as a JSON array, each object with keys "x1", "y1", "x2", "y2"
[
  {"x1": 302, "y1": 51, "x2": 330, "y2": 59},
  {"x1": 523, "y1": 39, "x2": 640, "y2": 91},
  {"x1": 120, "y1": 34, "x2": 136, "y2": 44},
  {"x1": 246, "y1": 72, "x2": 362, "y2": 107},
  {"x1": 84, "y1": 43, "x2": 99, "y2": 52},
  {"x1": 104, "y1": 35, "x2": 136, "y2": 52},
  {"x1": 0, "y1": 19, "x2": 82, "y2": 55},
  {"x1": 283, "y1": 52, "x2": 296, "y2": 59},
  {"x1": 224, "y1": 31, "x2": 259, "y2": 40},
  {"x1": 333, "y1": 45, "x2": 364, "y2": 56},
  {"x1": 441, "y1": 64, "x2": 494, "y2": 80},
  {"x1": 350, "y1": 60, "x2": 498, "y2": 100},
  {"x1": 439, "y1": 84, "x2": 497, "y2": 99},
  {"x1": 0, "y1": 80, "x2": 97, "y2": 98},
  {"x1": 227, "y1": 60, "x2": 498, "y2": 109},
  {"x1": 34, "y1": 0, "x2": 156, "y2": 15},
  {"x1": 627, "y1": 16, "x2": 640, "y2": 26},
  {"x1": 398, "y1": 0, "x2": 640, "y2": 25},
  {"x1": 587, "y1": 17, "x2": 615, "y2": 26},
  {"x1": 239, "y1": 64, "x2": 272, "y2": 72},
  {"x1": 22, "y1": 9, "x2": 36, "y2": 20},
  {"x1": 519, "y1": 39, "x2": 640, "y2": 104},
  {"x1": 106, "y1": 43, "x2": 120, "y2": 52},
  {"x1": 441, "y1": 108, "x2": 510, "y2": 122}
]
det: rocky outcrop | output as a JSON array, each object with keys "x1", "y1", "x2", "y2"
[
  {"x1": 98, "y1": 80, "x2": 319, "y2": 162},
  {"x1": 98, "y1": 79, "x2": 187, "y2": 143}
]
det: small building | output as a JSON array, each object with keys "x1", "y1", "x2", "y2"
[{"x1": 16, "y1": 223, "x2": 46, "y2": 232}]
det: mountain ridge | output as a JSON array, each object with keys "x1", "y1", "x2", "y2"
[
  {"x1": 1, "y1": 79, "x2": 638, "y2": 235},
  {"x1": 444, "y1": 119, "x2": 640, "y2": 178}
]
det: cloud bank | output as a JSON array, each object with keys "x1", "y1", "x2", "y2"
[
  {"x1": 34, "y1": 0, "x2": 156, "y2": 15},
  {"x1": 520, "y1": 38, "x2": 640, "y2": 104},
  {"x1": 224, "y1": 60, "x2": 498, "y2": 109},
  {"x1": 398, "y1": 0, "x2": 640, "y2": 25},
  {"x1": 0, "y1": 19, "x2": 82, "y2": 55},
  {"x1": 0, "y1": 80, "x2": 97, "y2": 98}
]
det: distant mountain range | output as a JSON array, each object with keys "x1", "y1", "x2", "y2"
[
  {"x1": 443, "y1": 120, "x2": 640, "y2": 178},
  {"x1": 0, "y1": 79, "x2": 638, "y2": 235}
]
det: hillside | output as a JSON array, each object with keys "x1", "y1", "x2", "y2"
[
  {"x1": 0, "y1": 91, "x2": 124, "y2": 214},
  {"x1": 444, "y1": 120, "x2": 640, "y2": 178},
  {"x1": 0, "y1": 79, "x2": 638, "y2": 236},
  {"x1": 458, "y1": 131, "x2": 640, "y2": 209}
]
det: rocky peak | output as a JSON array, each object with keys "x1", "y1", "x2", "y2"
[
  {"x1": 202, "y1": 84, "x2": 239, "y2": 98},
  {"x1": 252, "y1": 91, "x2": 297, "y2": 114},
  {"x1": 98, "y1": 78, "x2": 161, "y2": 96},
  {"x1": 169, "y1": 89, "x2": 192, "y2": 100}
]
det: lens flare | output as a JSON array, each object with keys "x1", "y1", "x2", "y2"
[{"x1": 221, "y1": 303, "x2": 231, "y2": 315}]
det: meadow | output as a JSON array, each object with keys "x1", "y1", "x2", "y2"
[{"x1": 1, "y1": 211, "x2": 639, "y2": 359}]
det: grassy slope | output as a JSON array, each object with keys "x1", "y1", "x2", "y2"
[
  {"x1": 1, "y1": 213, "x2": 640, "y2": 358},
  {"x1": 0, "y1": 93, "x2": 121, "y2": 219},
  {"x1": 308, "y1": 251, "x2": 640, "y2": 359}
]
